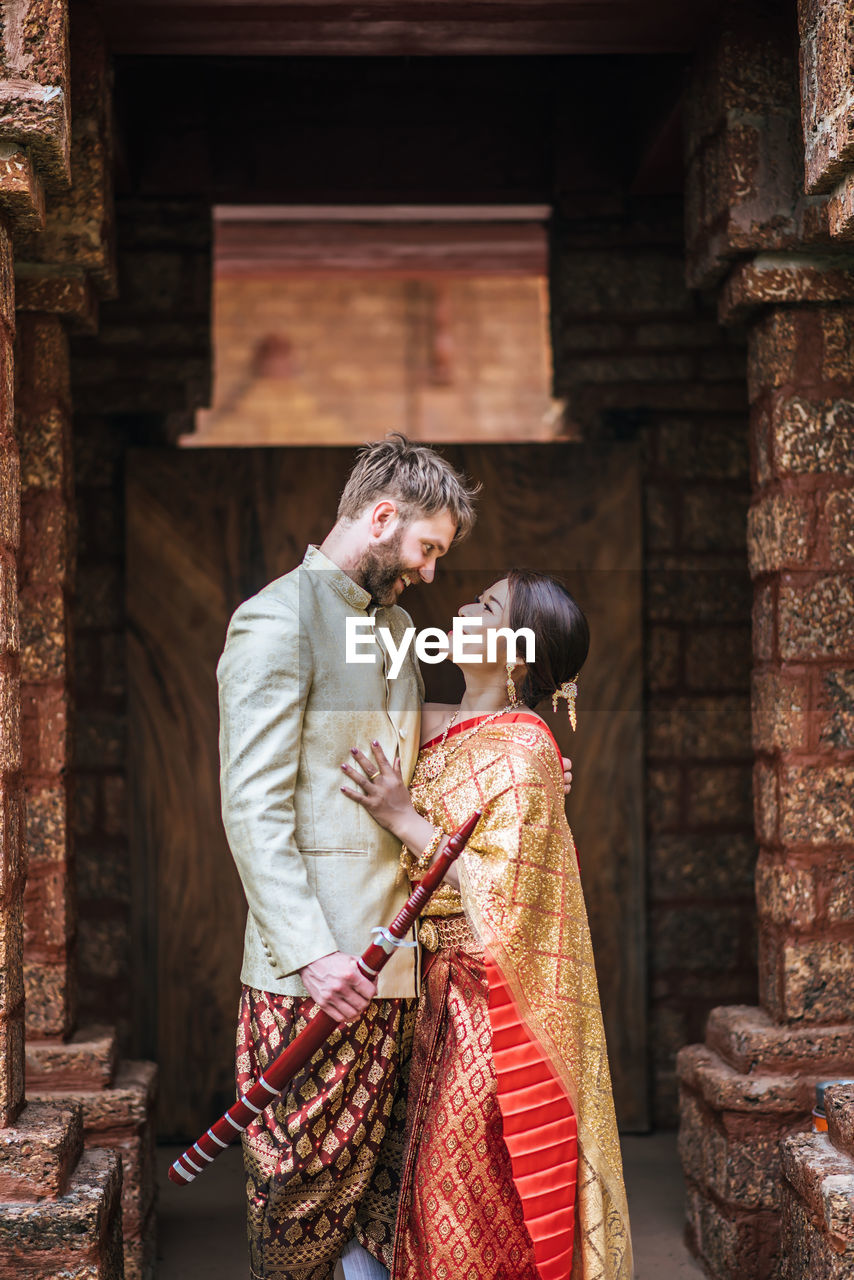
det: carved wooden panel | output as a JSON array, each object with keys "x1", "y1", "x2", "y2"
[{"x1": 127, "y1": 443, "x2": 645, "y2": 1138}]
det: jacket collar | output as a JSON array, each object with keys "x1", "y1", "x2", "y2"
[{"x1": 303, "y1": 544, "x2": 373, "y2": 612}]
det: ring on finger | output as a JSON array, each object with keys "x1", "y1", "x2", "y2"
[{"x1": 367, "y1": 770, "x2": 380, "y2": 781}]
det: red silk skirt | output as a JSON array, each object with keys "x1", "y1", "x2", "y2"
[{"x1": 391, "y1": 918, "x2": 578, "y2": 1280}]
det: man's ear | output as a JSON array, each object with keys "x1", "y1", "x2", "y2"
[{"x1": 369, "y1": 499, "x2": 398, "y2": 537}]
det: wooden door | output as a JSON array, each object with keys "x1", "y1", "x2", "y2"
[{"x1": 127, "y1": 443, "x2": 646, "y2": 1138}]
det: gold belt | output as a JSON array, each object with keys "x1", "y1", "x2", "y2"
[
  {"x1": 418, "y1": 913, "x2": 482, "y2": 956},
  {"x1": 420, "y1": 882, "x2": 464, "y2": 917}
]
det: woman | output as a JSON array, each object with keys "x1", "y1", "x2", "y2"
[{"x1": 341, "y1": 571, "x2": 632, "y2": 1280}]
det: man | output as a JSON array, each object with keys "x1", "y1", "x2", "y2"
[{"x1": 218, "y1": 435, "x2": 478, "y2": 1280}]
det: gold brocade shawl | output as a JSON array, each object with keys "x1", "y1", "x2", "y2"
[{"x1": 410, "y1": 714, "x2": 633, "y2": 1280}]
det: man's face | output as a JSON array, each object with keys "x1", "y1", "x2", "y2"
[{"x1": 359, "y1": 510, "x2": 458, "y2": 607}]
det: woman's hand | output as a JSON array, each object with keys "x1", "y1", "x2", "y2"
[{"x1": 340, "y1": 741, "x2": 416, "y2": 838}]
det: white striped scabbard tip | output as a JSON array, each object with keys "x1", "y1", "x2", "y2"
[{"x1": 170, "y1": 1158, "x2": 197, "y2": 1183}]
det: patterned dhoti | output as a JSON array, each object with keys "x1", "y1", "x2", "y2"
[{"x1": 236, "y1": 986, "x2": 415, "y2": 1280}]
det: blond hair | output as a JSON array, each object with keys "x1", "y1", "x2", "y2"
[{"x1": 337, "y1": 434, "x2": 479, "y2": 542}]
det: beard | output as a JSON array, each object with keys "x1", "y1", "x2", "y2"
[{"x1": 357, "y1": 528, "x2": 409, "y2": 606}]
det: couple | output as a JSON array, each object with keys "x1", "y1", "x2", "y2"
[{"x1": 218, "y1": 435, "x2": 631, "y2": 1280}]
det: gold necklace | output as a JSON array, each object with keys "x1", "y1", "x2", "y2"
[
  {"x1": 421, "y1": 707, "x2": 460, "y2": 780},
  {"x1": 417, "y1": 702, "x2": 515, "y2": 784}
]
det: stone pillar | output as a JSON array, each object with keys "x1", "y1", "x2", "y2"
[
  {"x1": 0, "y1": 0, "x2": 71, "y2": 1139},
  {"x1": 798, "y1": 0, "x2": 854, "y2": 239},
  {"x1": 17, "y1": 315, "x2": 158, "y2": 1266},
  {"x1": 676, "y1": 8, "x2": 854, "y2": 1278},
  {"x1": 764, "y1": 8, "x2": 854, "y2": 1277},
  {"x1": 678, "y1": 295, "x2": 854, "y2": 1276},
  {"x1": 6, "y1": 9, "x2": 159, "y2": 1277},
  {"x1": 0, "y1": 217, "x2": 123, "y2": 1279},
  {"x1": 0, "y1": 219, "x2": 25, "y2": 1131},
  {"x1": 748, "y1": 305, "x2": 854, "y2": 1026},
  {"x1": 16, "y1": 311, "x2": 77, "y2": 1041},
  {"x1": 0, "y1": 5, "x2": 131, "y2": 1277}
]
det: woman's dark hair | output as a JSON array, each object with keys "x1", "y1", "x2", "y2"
[{"x1": 507, "y1": 570, "x2": 590, "y2": 710}]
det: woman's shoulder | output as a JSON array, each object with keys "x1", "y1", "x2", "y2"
[{"x1": 496, "y1": 711, "x2": 564, "y2": 777}]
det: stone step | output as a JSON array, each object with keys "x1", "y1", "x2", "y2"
[
  {"x1": 826, "y1": 1084, "x2": 854, "y2": 1161},
  {"x1": 30, "y1": 1060, "x2": 157, "y2": 1134},
  {"x1": 782, "y1": 1131, "x2": 854, "y2": 1252},
  {"x1": 706, "y1": 1005, "x2": 854, "y2": 1076},
  {"x1": 25, "y1": 1024, "x2": 118, "y2": 1091},
  {"x1": 30, "y1": 1059, "x2": 158, "y2": 1236},
  {"x1": 0, "y1": 1101, "x2": 83, "y2": 1200},
  {"x1": 0, "y1": 1147, "x2": 123, "y2": 1279},
  {"x1": 678, "y1": 1043, "x2": 822, "y2": 1115}
]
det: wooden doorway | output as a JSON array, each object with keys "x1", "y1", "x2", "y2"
[{"x1": 127, "y1": 442, "x2": 646, "y2": 1138}]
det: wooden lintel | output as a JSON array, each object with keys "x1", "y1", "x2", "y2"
[
  {"x1": 214, "y1": 219, "x2": 549, "y2": 275},
  {"x1": 101, "y1": 1, "x2": 719, "y2": 57}
]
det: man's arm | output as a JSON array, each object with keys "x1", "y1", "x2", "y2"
[{"x1": 218, "y1": 594, "x2": 375, "y2": 1018}]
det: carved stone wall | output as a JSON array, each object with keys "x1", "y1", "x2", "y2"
[
  {"x1": 0, "y1": 4, "x2": 175, "y2": 1277},
  {"x1": 0, "y1": 4, "x2": 125, "y2": 1278},
  {"x1": 676, "y1": 6, "x2": 854, "y2": 1277}
]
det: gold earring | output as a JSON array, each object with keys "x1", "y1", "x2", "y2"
[
  {"x1": 552, "y1": 678, "x2": 579, "y2": 731},
  {"x1": 506, "y1": 664, "x2": 521, "y2": 709}
]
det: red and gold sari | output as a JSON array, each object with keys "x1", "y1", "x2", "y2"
[{"x1": 390, "y1": 712, "x2": 632, "y2": 1280}]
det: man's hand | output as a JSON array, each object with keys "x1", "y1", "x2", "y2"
[
  {"x1": 300, "y1": 951, "x2": 377, "y2": 1021},
  {"x1": 561, "y1": 756, "x2": 573, "y2": 796}
]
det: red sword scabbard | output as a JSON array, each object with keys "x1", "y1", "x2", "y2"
[{"x1": 169, "y1": 810, "x2": 481, "y2": 1185}]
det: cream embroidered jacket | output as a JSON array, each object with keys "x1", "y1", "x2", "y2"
[{"x1": 217, "y1": 545, "x2": 424, "y2": 999}]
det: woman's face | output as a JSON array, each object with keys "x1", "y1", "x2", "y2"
[{"x1": 453, "y1": 577, "x2": 513, "y2": 669}]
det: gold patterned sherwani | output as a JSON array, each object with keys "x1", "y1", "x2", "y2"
[{"x1": 217, "y1": 544, "x2": 423, "y2": 999}]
